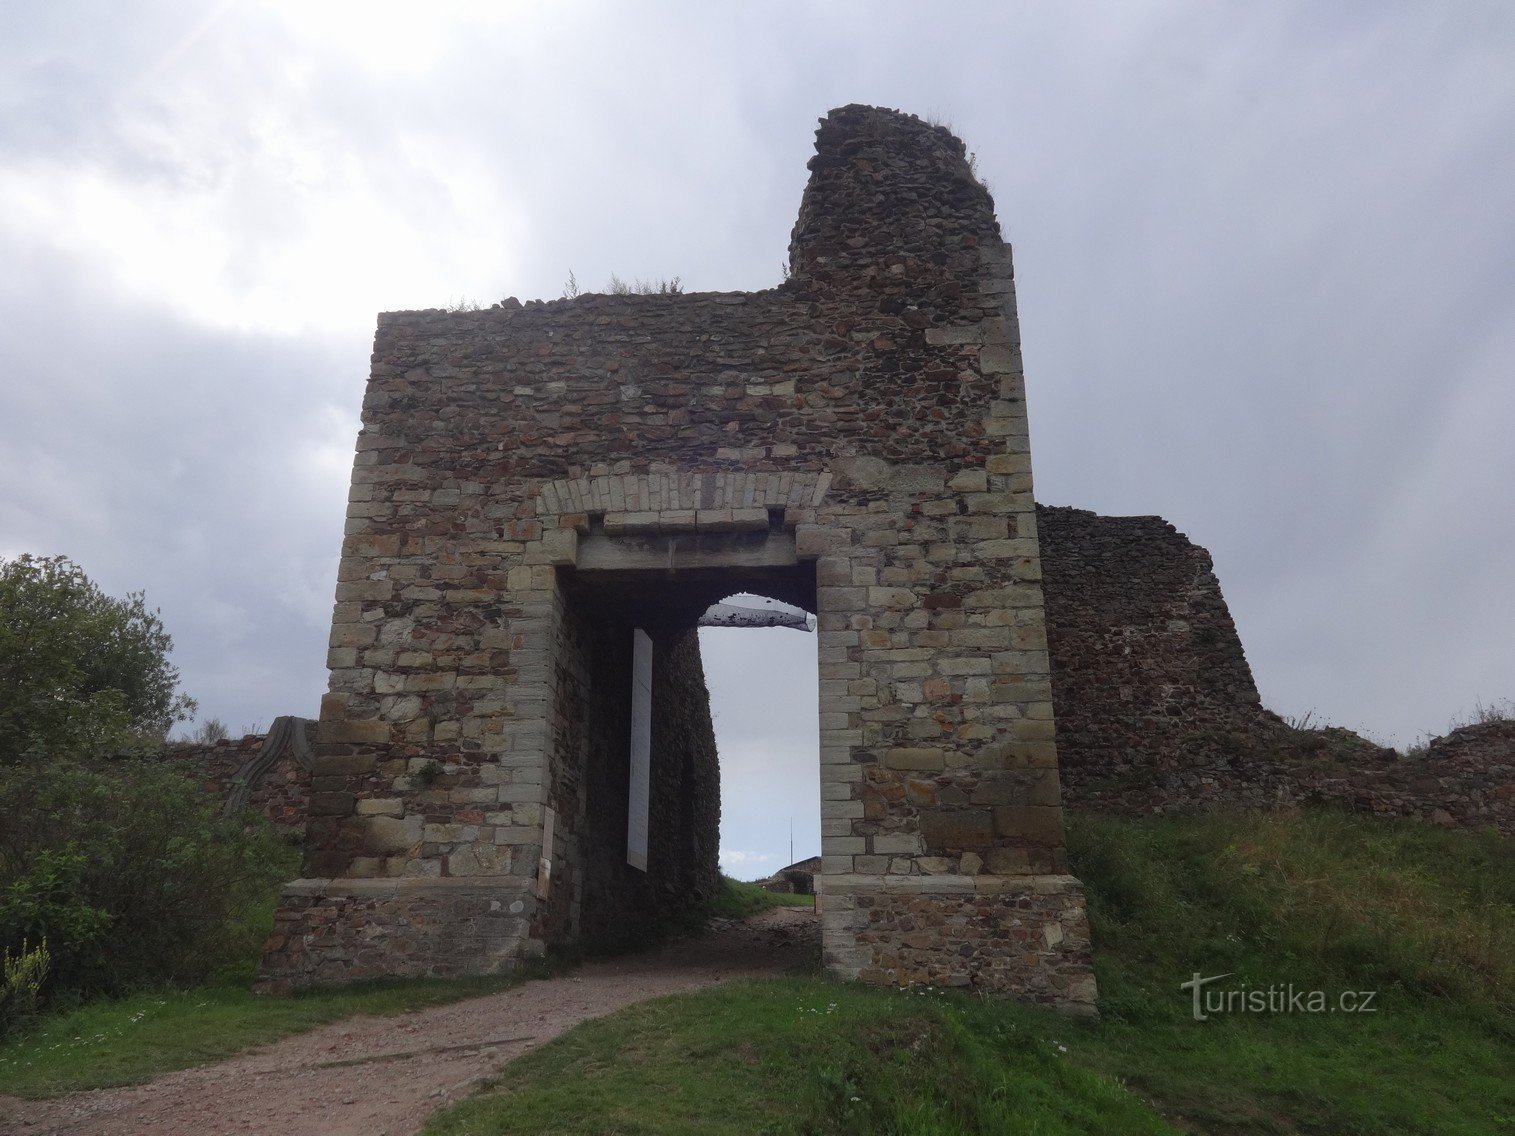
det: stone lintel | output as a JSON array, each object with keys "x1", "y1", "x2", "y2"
[{"x1": 575, "y1": 529, "x2": 797, "y2": 572}]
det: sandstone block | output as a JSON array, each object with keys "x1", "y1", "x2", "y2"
[
  {"x1": 920, "y1": 809, "x2": 995, "y2": 852},
  {"x1": 448, "y1": 843, "x2": 511, "y2": 876},
  {"x1": 355, "y1": 797, "x2": 405, "y2": 817},
  {"x1": 541, "y1": 528, "x2": 578, "y2": 565},
  {"x1": 948, "y1": 469, "x2": 988, "y2": 493},
  {"x1": 885, "y1": 747, "x2": 945, "y2": 771},
  {"x1": 970, "y1": 770, "x2": 1061, "y2": 807},
  {"x1": 872, "y1": 832, "x2": 923, "y2": 855},
  {"x1": 797, "y1": 524, "x2": 851, "y2": 558},
  {"x1": 317, "y1": 718, "x2": 391, "y2": 745},
  {"x1": 992, "y1": 805, "x2": 1065, "y2": 846},
  {"x1": 366, "y1": 814, "x2": 423, "y2": 854}
]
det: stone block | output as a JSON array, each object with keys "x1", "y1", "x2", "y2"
[
  {"x1": 872, "y1": 832, "x2": 923, "y2": 855},
  {"x1": 312, "y1": 753, "x2": 377, "y2": 776},
  {"x1": 448, "y1": 843, "x2": 511, "y2": 876},
  {"x1": 366, "y1": 814, "x2": 423, "y2": 854},
  {"x1": 541, "y1": 528, "x2": 578, "y2": 566},
  {"x1": 308, "y1": 792, "x2": 355, "y2": 817},
  {"x1": 992, "y1": 805, "x2": 1065, "y2": 847},
  {"x1": 329, "y1": 622, "x2": 377, "y2": 649},
  {"x1": 970, "y1": 770, "x2": 1061, "y2": 807},
  {"x1": 948, "y1": 469, "x2": 989, "y2": 493},
  {"x1": 984, "y1": 846, "x2": 1032, "y2": 874},
  {"x1": 919, "y1": 808, "x2": 995, "y2": 852},
  {"x1": 885, "y1": 747, "x2": 945, "y2": 771},
  {"x1": 356, "y1": 797, "x2": 405, "y2": 817},
  {"x1": 796, "y1": 524, "x2": 850, "y2": 558},
  {"x1": 317, "y1": 718, "x2": 392, "y2": 745}
]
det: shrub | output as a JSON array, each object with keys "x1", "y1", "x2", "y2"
[
  {"x1": 0, "y1": 554, "x2": 195, "y2": 763},
  {"x1": 0, "y1": 759, "x2": 288, "y2": 1005},
  {"x1": 0, "y1": 938, "x2": 50, "y2": 1038}
]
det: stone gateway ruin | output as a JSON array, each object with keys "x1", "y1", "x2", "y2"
[{"x1": 258, "y1": 105, "x2": 1101, "y2": 1013}]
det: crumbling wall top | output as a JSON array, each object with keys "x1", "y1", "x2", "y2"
[{"x1": 788, "y1": 105, "x2": 1001, "y2": 300}]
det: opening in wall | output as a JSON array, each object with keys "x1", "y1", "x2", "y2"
[{"x1": 698, "y1": 594, "x2": 820, "y2": 886}]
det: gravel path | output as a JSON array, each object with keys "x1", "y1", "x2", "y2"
[{"x1": 2, "y1": 905, "x2": 818, "y2": 1136}]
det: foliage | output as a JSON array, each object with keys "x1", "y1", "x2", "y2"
[
  {"x1": 1454, "y1": 697, "x2": 1514, "y2": 729},
  {"x1": 561, "y1": 269, "x2": 683, "y2": 299},
  {"x1": 0, "y1": 554, "x2": 195, "y2": 764},
  {"x1": 0, "y1": 759, "x2": 289, "y2": 1005},
  {"x1": 189, "y1": 718, "x2": 230, "y2": 745},
  {"x1": 605, "y1": 272, "x2": 682, "y2": 295},
  {"x1": 0, "y1": 849, "x2": 110, "y2": 992},
  {"x1": 0, "y1": 938, "x2": 50, "y2": 1039}
]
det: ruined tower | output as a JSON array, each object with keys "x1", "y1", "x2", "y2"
[{"x1": 259, "y1": 105, "x2": 1098, "y2": 1015}]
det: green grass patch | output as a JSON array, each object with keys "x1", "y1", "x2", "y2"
[
  {"x1": 7, "y1": 810, "x2": 1513, "y2": 1135},
  {"x1": 425, "y1": 810, "x2": 1515, "y2": 1135},
  {"x1": 1062, "y1": 810, "x2": 1515, "y2": 1134},
  {"x1": 0, "y1": 974, "x2": 525, "y2": 1098},
  {"x1": 0, "y1": 875, "x2": 800, "y2": 1098},
  {"x1": 421, "y1": 978, "x2": 1175, "y2": 1136},
  {"x1": 706, "y1": 875, "x2": 815, "y2": 920}
]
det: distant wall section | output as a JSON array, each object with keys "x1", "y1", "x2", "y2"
[
  {"x1": 167, "y1": 715, "x2": 313, "y2": 834},
  {"x1": 1037, "y1": 505, "x2": 1265, "y2": 790}
]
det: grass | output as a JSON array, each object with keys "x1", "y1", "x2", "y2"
[
  {"x1": 419, "y1": 810, "x2": 1515, "y2": 1136},
  {"x1": 0, "y1": 874, "x2": 799, "y2": 1098},
  {"x1": 0, "y1": 975, "x2": 522, "y2": 1098},
  {"x1": 421, "y1": 978, "x2": 1174, "y2": 1136},
  {"x1": 6, "y1": 814, "x2": 1513, "y2": 1134},
  {"x1": 1064, "y1": 811, "x2": 1515, "y2": 1134},
  {"x1": 706, "y1": 875, "x2": 815, "y2": 920}
]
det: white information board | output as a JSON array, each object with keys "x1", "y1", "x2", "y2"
[
  {"x1": 536, "y1": 806, "x2": 555, "y2": 899},
  {"x1": 626, "y1": 628, "x2": 652, "y2": 871}
]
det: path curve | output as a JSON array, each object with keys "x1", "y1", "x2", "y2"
[{"x1": 3, "y1": 906, "x2": 818, "y2": 1136}]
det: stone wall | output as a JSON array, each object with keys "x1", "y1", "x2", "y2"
[
  {"x1": 1068, "y1": 718, "x2": 1515, "y2": 837},
  {"x1": 259, "y1": 104, "x2": 1097, "y2": 1012},
  {"x1": 1037, "y1": 505, "x2": 1267, "y2": 791},
  {"x1": 167, "y1": 716, "x2": 313, "y2": 834},
  {"x1": 1034, "y1": 505, "x2": 1515, "y2": 839}
]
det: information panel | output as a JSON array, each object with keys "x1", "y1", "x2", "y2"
[{"x1": 627, "y1": 628, "x2": 652, "y2": 871}]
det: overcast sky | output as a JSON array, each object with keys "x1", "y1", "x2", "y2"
[{"x1": 2, "y1": 2, "x2": 1511, "y2": 878}]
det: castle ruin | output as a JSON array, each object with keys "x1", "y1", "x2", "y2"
[{"x1": 257, "y1": 105, "x2": 1114, "y2": 1013}]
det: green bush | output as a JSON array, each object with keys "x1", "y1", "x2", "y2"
[
  {"x1": 0, "y1": 849, "x2": 109, "y2": 986},
  {"x1": 0, "y1": 554, "x2": 195, "y2": 763},
  {"x1": 0, "y1": 759, "x2": 288, "y2": 1005},
  {"x1": 0, "y1": 937, "x2": 50, "y2": 1038}
]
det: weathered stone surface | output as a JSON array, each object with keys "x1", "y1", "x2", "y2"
[
  {"x1": 260, "y1": 105, "x2": 1095, "y2": 1010},
  {"x1": 919, "y1": 809, "x2": 995, "y2": 852}
]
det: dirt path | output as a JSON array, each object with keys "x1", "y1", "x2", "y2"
[{"x1": 2, "y1": 906, "x2": 818, "y2": 1136}]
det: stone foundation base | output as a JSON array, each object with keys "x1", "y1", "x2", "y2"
[
  {"x1": 820, "y1": 874, "x2": 1098, "y2": 1018},
  {"x1": 256, "y1": 878, "x2": 539, "y2": 994}
]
